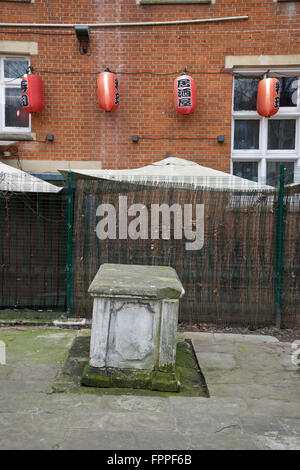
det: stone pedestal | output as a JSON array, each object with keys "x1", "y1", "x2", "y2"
[{"x1": 81, "y1": 264, "x2": 185, "y2": 392}]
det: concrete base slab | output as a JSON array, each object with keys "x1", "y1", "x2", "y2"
[{"x1": 54, "y1": 336, "x2": 207, "y2": 396}]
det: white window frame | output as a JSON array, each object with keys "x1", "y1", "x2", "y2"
[
  {"x1": 231, "y1": 68, "x2": 300, "y2": 185},
  {"x1": 0, "y1": 55, "x2": 31, "y2": 133}
]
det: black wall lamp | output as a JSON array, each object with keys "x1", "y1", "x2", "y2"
[
  {"x1": 74, "y1": 25, "x2": 90, "y2": 54},
  {"x1": 46, "y1": 134, "x2": 55, "y2": 142},
  {"x1": 132, "y1": 135, "x2": 139, "y2": 143},
  {"x1": 217, "y1": 135, "x2": 225, "y2": 144}
]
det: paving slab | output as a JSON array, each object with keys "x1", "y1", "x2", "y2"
[
  {"x1": 208, "y1": 383, "x2": 300, "y2": 401},
  {"x1": 0, "y1": 427, "x2": 66, "y2": 451},
  {"x1": 278, "y1": 418, "x2": 300, "y2": 436},
  {"x1": 202, "y1": 368, "x2": 300, "y2": 386},
  {"x1": 65, "y1": 410, "x2": 176, "y2": 432},
  {"x1": 0, "y1": 327, "x2": 299, "y2": 450},
  {"x1": 239, "y1": 415, "x2": 287, "y2": 436},
  {"x1": 256, "y1": 435, "x2": 300, "y2": 450},
  {"x1": 212, "y1": 333, "x2": 279, "y2": 344},
  {"x1": 168, "y1": 396, "x2": 249, "y2": 417},
  {"x1": 246, "y1": 399, "x2": 300, "y2": 419},
  {"x1": 196, "y1": 352, "x2": 237, "y2": 370},
  {"x1": 132, "y1": 431, "x2": 191, "y2": 450},
  {"x1": 189, "y1": 432, "x2": 263, "y2": 450},
  {"x1": 101, "y1": 395, "x2": 170, "y2": 413},
  {"x1": 59, "y1": 429, "x2": 138, "y2": 450}
]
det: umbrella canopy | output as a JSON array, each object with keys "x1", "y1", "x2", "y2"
[
  {"x1": 0, "y1": 162, "x2": 62, "y2": 193},
  {"x1": 59, "y1": 156, "x2": 273, "y2": 191}
]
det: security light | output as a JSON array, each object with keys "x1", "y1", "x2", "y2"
[
  {"x1": 74, "y1": 25, "x2": 90, "y2": 54},
  {"x1": 74, "y1": 25, "x2": 90, "y2": 41}
]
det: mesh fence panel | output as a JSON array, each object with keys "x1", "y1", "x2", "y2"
[
  {"x1": 0, "y1": 176, "x2": 299, "y2": 328},
  {"x1": 281, "y1": 191, "x2": 300, "y2": 328},
  {"x1": 0, "y1": 188, "x2": 68, "y2": 311},
  {"x1": 72, "y1": 178, "x2": 285, "y2": 327}
]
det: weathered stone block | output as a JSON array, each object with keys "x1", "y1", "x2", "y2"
[{"x1": 82, "y1": 264, "x2": 185, "y2": 391}]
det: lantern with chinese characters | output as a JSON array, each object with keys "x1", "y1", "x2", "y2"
[
  {"x1": 97, "y1": 69, "x2": 119, "y2": 112},
  {"x1": 257, "y1": 77, "x2": 280, "y2": 117},
  {"x1": 174, "y1": 73, "x2": 196, "y2": 115},
  {"x1": 21, "y1": 69, "x2": 44, "y2": 114}
]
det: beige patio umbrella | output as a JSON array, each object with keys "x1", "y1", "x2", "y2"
[
  {"x1": 59, "y1": 156, "x2": 274, "y2": 191},
  {"x1": 0, "y1": 162, "x2": 62, "y2": 193}
]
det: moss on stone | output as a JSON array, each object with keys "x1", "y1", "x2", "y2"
[
  {"x1": 158, "y1": 363, "x2": 174, "y2": 373},
  {"x1": 152, "y1": 371, "x2": 180, "y2": 392},
  {"x1": 111, "y1": 368, "x2": 152, "y2": 389},
  {"x1": 81, "y1": 365, "x2": 176, "y2": 391},
  {"x1": 0, "y1": 327, "x2": 75, "y2": 364},
  {"x1": 52, "y1": 336, "x2": 209, "y2": 397},
  {"x1": 176, "y1": 341, "x2": 196, "y2": 369},
  {"x1": 88, "y1": 264, "x2": 184, "y2": 299},
  {"x1": 81, "y1": 365, "x2": 112, "y2": 388}
]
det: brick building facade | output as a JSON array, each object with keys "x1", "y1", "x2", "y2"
[{"x1": 0, "y1": 0, "x2": 299, "y2": 184}]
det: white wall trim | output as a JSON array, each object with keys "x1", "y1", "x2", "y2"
[
  {"x1": 2, "y1": 160, "x2": 103, "y2": 173},
  {"x1": 226, "y1": 55, "x2": 300, "y2": 69},
  {"x1": 0, "y1": 41, "x2": 38, "y2": 56}
]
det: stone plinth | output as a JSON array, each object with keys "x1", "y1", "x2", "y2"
[
  {"x1": 81, "y1": 264, "x2": 185, "y2": 392},
  {"x1": 0, "y1": 340, "x2": 5, "y2": 365}
]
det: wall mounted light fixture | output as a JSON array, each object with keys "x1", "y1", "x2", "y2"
[{"x1": 74, "y1": 25, "x2": 90, "y2": 54}]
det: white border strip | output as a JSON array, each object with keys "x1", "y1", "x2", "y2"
[{"x1": 0, "y1": 16, "x2": 248, "y2": 28}]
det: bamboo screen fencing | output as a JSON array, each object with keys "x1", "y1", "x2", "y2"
[
  {"x1": 72, "y1": 178, "x2": 298, "y2": 327},
  {"x1": 0, "y1": 177, "x2": 299, "y2": 328}
]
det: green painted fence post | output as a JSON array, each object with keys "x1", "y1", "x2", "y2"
[
  {"x1": 67, "y1": 170, "x2": 73, "y2": 317},
  {"x1": 275, "y1": 164, "x2": 285, "y2": 329}
]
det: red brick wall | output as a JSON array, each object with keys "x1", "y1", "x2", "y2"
[{"x1": 0, "y1": 0, "x2": 299, "y2": 171}]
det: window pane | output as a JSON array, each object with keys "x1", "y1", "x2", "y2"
[
  {"x1": 4, "y1": 59, "x2": 28, "y2": 79},
  {"x1": 233, "y1": 161, "x2": 258, "y2": 182},
  {"x1": 266, "y1": 162, "x2": 294, "y2": 187},
  {"x1": 5, "y1": 88, "x2": 29, "y2": 128},
  {"x1": 234, "y1": 120, "x2": 260, "y2": 150},
  {"x1": 268, "y1": 120, "x2": 296, "y2": 150},
  {"x1": 279, "y1": 77, "x2": 298, "y2": 107},
  {"x1": 234, "y1": 77, "x2": 260, "y2": 111}
]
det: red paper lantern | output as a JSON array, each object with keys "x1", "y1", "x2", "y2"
[
  {"x1": 257, "y1": 77, "x2": 280, "y2": 117},
  {"x1": 174, "y1": 74, "x2": 196, "y2": 115},
  {"x1": 97, "y1": 70, "x2": 119, "y2": 112},
  {"x1": 21, "y1": 72, "x2": 44, "y2": 114}
]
